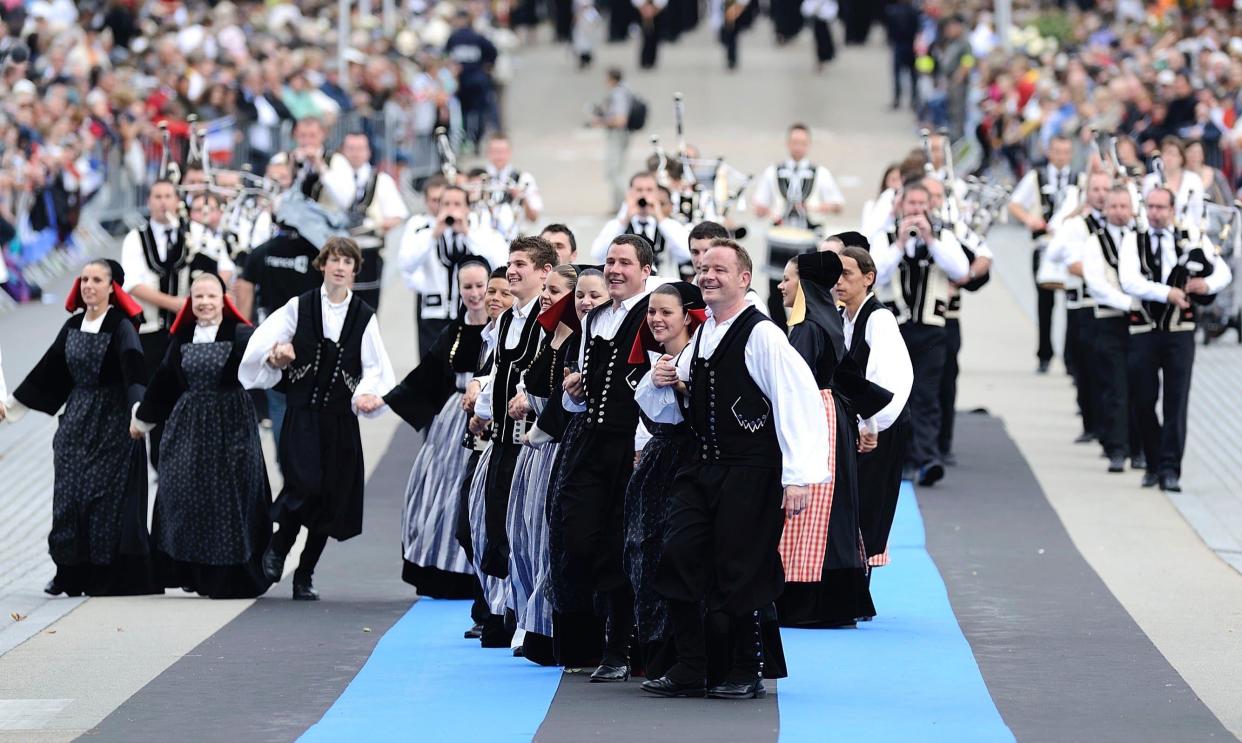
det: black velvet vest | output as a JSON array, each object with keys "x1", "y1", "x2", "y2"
[
  {"x1": 285, "y1": 290, "x2": 372, "y2": 414},
  {"x1": 582, "y1": 297, "x2": 651, "y2": 435},
  {"x1": 681, "y1": 306, "x2": 781, "y2": 467}
]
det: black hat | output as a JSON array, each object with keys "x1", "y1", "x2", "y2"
[
  {"x1": 832, "y1": 231, "x2": 870, "y2": 251},
  {"x1": 796, "y1": 250, "x2": 843, "y2": 288}
]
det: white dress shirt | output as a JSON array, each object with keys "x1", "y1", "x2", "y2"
[
  {"x1": 398, "y1": 225, "x2": 509, "y2": 320},
  {"x1": 238, "y1": 287, "x2": 396, "y2": 418},
  {"x1": 1141, "y1": 170, "x2": 1205, "y2": 224},
  {"x1": 634, "y1": 308, "x2": 831, "y2": 487},
  {"x1": 752, "y1": 159, "x2": 845, "y2": 220},
  {"x1": 485, "y1": 164, "x2": 544, "y2": 238},
  {"x1": 1010, "y1": 165, "x2": 1074, "y2": 214},
  {"x1": 842, "y1": 296, "x2": 912, "y2": 432},
  {"x1": 476, "y1": 295, "x2": 542, "y2": 422},
  {"x1": 871, "y1": 227, "x2": 970, "y2": 287},
  {"x1": 590, "y1": 215, "x2": 691, "y2": 277},
  {"x1": 1118, "y1": 227, "x2": 1232, "y2": 304},
  {"x1": 1083, "y1": 223, "x2": 1138, "y2": 313},
  {"x1": 323, "y1": 155, "x2": 411, "y2": 227},
  {"x1": 563, "y1": 291, "x2": 649, "y2": 413}
]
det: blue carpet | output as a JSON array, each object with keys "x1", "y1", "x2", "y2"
[
  {"x1": 777, "y1": 482, "x2": 1014, "y2": 742},
  {"x1": 299, "y1": 598, "x2": 562, "y2": 743}
]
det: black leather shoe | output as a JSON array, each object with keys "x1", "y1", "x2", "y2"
[
  {"x1": 262, "y1": 544, "x2": 286, "y2": 583},
  {"x1": 707, "y1": 678, "x2": 767, "y2": 699},
  {"x1": 1161, "y1": 475, "x2": 1182, "y2": 493},
  {"x1": 292, "y1": 578, "x2": 319, "y2": 601},
  {"x1": 463, "y1": 623, "x2": 483, "y2": 639},
  {"x1": 1131, "y1": 454, "x2": 1147, "y2": 471},
  {"x1": 43, "y1": 579, "x2": 63, "y2": 596},
  {"x1": 1074, "y1": 432, "x2": 1097, "y2": 444},
  {"x1": 917, "y1": 463, "x2": 945, "y2": 487},
  {"x1": 1108, "y1": 456, "x2": 1126, "y2": 473},
  {"x1": 589, "y1": 663, "x2": 630, "y2": 682},
  {"x1": 1141, "y1": 472, "x2": 1160, "y2": 488},
  {"x1": 641, "y1": 675, "x2": 706, "y2": 697},
  {"x1": 1037, "y1": 360, "x2": 1051, "y2": 374}
]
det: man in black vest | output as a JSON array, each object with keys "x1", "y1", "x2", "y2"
[
  {"x1": 240, "y1": 238, "x2": 396, "y2": 600},
  {"x1": 591, "y1": 171, "x2": 691, "y2": 278},
  {"x1": 1008, "y1": 135, "x2": 1077, "y2": 373},
  {"x1": 561, "y1": 233, "x2": 655, "y2": 682},
  {"x1": 468, "y1": 235, "x2": 556, "y2": 644},
  {"x1": 1119, "y1": 187, "x2": 1232, "y2": 492},
  {"x1": 323, "y1": 132, "x2": 410, "y2": 311},
  {"x1": 1082, "y1": 185, "x2": 1138, "y2": 474},
  {"x1": 637, "y1": 239, "x2": 828, "y2": 699},
  {"x1": 870, "y1": 181, "x2": 969, "y2": 486}
]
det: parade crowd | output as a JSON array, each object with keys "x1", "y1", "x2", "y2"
[{"x1": 0, "y1": 0, "x2": 1239, "y2": 707}]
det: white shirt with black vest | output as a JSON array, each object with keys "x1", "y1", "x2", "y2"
[
  {"x1": 398, "y1": 225, "x2": 508, "y2": 321},
  {"x1": 591, "y1": 214, "x2": 691, "y2": 277},
  {"x1": 869, "y1": 225, "x2": 969, "y2": 327}
]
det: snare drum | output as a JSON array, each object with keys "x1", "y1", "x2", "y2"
[{"x1": 766, "y1": 225, "x2": 818, "y2": 277}]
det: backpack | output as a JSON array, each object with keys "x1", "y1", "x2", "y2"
[{"x1": 626, "y1": 92, "x2": 648, "y2": 132}]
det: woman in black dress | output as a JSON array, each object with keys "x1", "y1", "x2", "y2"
[
  {"x1": 385, "y1": 259, "x2": 491, "y2": 599},
  {"x1": 624, "y1": 281, "x2": 704, "y2": 679},
  {"x1": 130, "y1": 273, "x2": 272, "y2": 599},
  {"x1": 777, "y1": 252, "x2": 891, "y2": 628},
  {"x1": 6, "y1": 259, "x2": 157, "y2": 597}
]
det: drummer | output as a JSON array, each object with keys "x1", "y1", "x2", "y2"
[{"x1": 751, "y1": 123, "x2": 845, "y2": 328}]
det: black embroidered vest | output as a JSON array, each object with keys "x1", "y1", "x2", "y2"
[
  {"x1": 582, "y1": 297, "x2": 651, "y2": 434},
  {"x1": 681, "y1": 306, "x2": 781, "y2": 467},
  {"x1": 490, "y1": 304, "x2": 545, "y2": 445},
  {"x1": 285, "y1": 290, "x2": 373, "y2": 414}
]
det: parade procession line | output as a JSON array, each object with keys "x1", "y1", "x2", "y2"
[{"x1": 779, "y1": 483, "x2": 1014, "y2": 743}]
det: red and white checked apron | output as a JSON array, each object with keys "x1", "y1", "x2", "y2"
[{"x1": 778, "y1": 389, "x2": 837, "y2": 582}]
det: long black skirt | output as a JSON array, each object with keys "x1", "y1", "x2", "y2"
[
  {"x1": 50, "y1": 384, "x2": 157, "y2": 597},
  {"x1": 152, "y1": 387, "x2": 272, "y2": 599}
]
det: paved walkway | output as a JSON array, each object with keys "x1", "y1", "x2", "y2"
[{"x1": 0, "y1": 21, "x2": 1239, "y2": 743}]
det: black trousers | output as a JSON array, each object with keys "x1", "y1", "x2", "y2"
[
  {"x1": 1093, "y1": 316, "x2": 1130, "y2": 459},
  {"x1": 640, "y1": 19, "x2": 660, "y2": 68},
  {"x1": 559, "y1": 429, "x2": 636, "y2": 593},
  {"x1": 891, "y1": 47, "x2": 916, "y2": 106},
  {"x1": 655, "y1": 463, "x2": 785, "y2": 616},
  {"x1": 1066, "y1": 307, "x2": 1098, "y2": 435},
  {"x1": 937, "y1": 317, "x2": 961, "y2": 457},
  {"x1": 812, "y1": 18, "x2": 835, "y2": 63},
  {"x1": 720, "y1": 23, "x2": 740, "y2": 69},
  {"x1": 271, "y1": 514, "x2": 330, "y2": 582},
  {"x1": 900, "y1": 323, "x2": 947, "y2": 470},
  {"x1": 354, "y1": 246, "x2": 383, "y2": 313},
  {"x1": 480, "y1": 440, "x2": 522, "y2": 578},
  {"x1": 1128, "y1": 331, "x2": 1195, "y2": 477},
  {"x1": 1032, "y1": 249, "x2": 1056, "y2": 365}
]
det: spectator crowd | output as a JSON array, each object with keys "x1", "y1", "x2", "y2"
[{"x1": 0, "y1": 0, "x2": 519, "y2": 303}]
